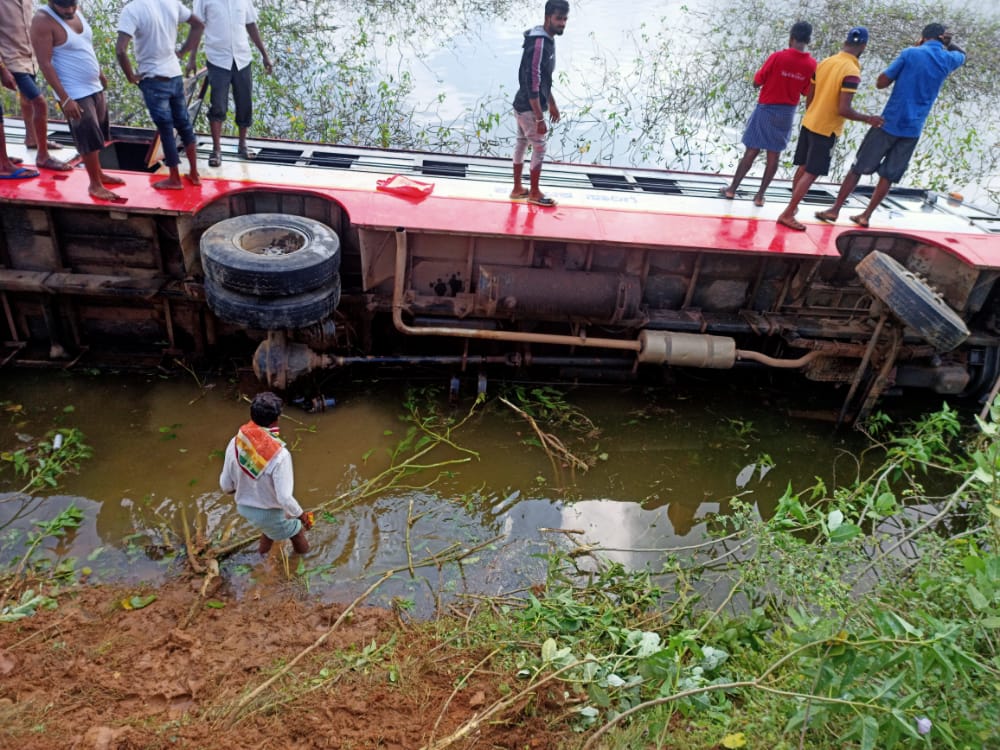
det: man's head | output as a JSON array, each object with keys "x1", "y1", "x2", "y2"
[
  {"x1": 790, "y1": 21, "x2": 812, "y2": 45},
  {"x1": 544, "y1": 0, "x2": 569, "y2": 36},
  {"x1": 921, "y1": 23, "x2": 947, "y2": 42},
  {"x1": 844, "y1": 26, "x2": 869, "y2": 53},
  {"x1": 49, "y1": 0, "x2": 78, "y2": 20},
  {"x1": 250, "y1": 392, "x2": 283, "y2": 427}
]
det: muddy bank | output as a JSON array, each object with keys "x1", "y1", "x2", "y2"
[{"x1": 0, "y1": 577, "x2": 565, "y2": 750}]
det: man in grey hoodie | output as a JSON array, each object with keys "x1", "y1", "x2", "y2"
[{"x1": 511, "y1": 0, "x2": 568, "y2": 207}]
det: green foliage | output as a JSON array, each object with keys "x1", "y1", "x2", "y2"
[
  {"x1": 444, "y1": 401, "x2": 1000, "y2": 748},
  {"x1": 0, "y1": 429, "x2": 93, "y2": 493},
  {"x1": 503, "y1": 384, "x2": 598, "y2": 436},
  {"x1": 0, "y1": 588, "x2": 57, "y2": 622},
  {"x1": 1, "y1": 504, "x2": 86, "y2": 620}
]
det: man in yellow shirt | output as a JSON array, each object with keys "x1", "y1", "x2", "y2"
[{"x1": 776, "y1": 27, "x2": 883, "y2": 231}]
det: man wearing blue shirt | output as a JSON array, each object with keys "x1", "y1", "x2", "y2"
[{"x1": 815, "y1": 23, "x2": 965, "y2": 228}]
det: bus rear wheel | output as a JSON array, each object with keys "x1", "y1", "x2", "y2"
[{"x1": 200, "y1": 214, "x2": 341, "y2": 296}]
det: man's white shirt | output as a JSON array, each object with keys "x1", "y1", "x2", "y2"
[{"x1": 194, "y1": 0, "x2": 259, "y2": 70}]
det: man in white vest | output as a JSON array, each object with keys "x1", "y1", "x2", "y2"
[{"x1": 31, "y1": 0, "x2": 126, "y2": 202}]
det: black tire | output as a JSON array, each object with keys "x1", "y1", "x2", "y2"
[
  {"x1": 200, "y1": 214, "x2": 341, "y2": 296},
  {"x1": 856, "y1": 251, "x2": 969, "y2": 352},
  {"x1": 205, "y1": 274, "x2": 341, "y2": 330}
]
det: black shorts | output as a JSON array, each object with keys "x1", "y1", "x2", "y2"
[
  {"x1": 207, "y1": 61, "x2": 253, "y2": 127},
  {"x1": 850, "y1": 127, "x2": 919, "y2": 183},
  {"x1": 67, "y1": 91, "x2": 110, "y2": 156},
  {"x1": 792, "y1": 126, "x2": 837, "y2": 176}
]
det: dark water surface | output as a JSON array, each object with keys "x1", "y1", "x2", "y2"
[{"x1": 2, "y1": 369, "x2": 876, "y2": 612}]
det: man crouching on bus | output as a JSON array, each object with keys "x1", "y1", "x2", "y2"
[
  {"x1": 220, "y1": 392, "x2": 312, "y2": 556},
  {"x1": 31, "y1": 0, "x2": 126, "y2": 203}
]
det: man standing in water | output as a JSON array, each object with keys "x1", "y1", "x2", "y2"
[
  {"x1": 776, "y1": 27, "x2": 883, "y2": 231},
  {"x1": 115, "y1": 0, "x2": 203, "y2": 190},
  {"x1": 510, "y1": 0, "x2": 569, "y2": 208},
  {"x1": 815, "y1": 23, "x2": 966, "y2": 228},
  {"x1": 220, "y1": 392, "x2": 312, "y2": 556},
  {"x1": 721, "y1": 21, "x2": 816, "y2": 207},
  {"x1": 31, "y1": 0, "x2": 127, "y2": 203}
]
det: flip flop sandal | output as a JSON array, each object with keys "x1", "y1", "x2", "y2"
[
  {"x1": 510, "y1": 190, "x2": 529, "y2": 201},
  {"x1": 208, "y1": 152, "x2": 222, "y2": 168},
  {"x1": 849, "y1": 215, "x2": 870, "y2": 228},
  {"x1": 814, "y1": 210, "x2": 838, "y2": 223},
  {"x1": 776, "y1": 216, "x2": 807, "y2": 231},
  {"x1": 0, "y1": 166, "x2": 40, "y2": 180},
  {"x1": 527, "y1": 195, "x2": 557, "y2": 207},
  {"x1": 237, "y1": 147, "x2": 257, "y2": 160}
]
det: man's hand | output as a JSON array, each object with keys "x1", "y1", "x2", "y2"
[
  {"x1": 299, "y1": 511, "x2": 315, "y2": 530},
  {"x1": 548, "y1": 102, "x2": 560, "y2": 123},
  {"x1": 62, "y1": 99, "x2": 82, "y2": 120},
  {"x1": 941, "y1": 31, "x2": 953, "y2": 47},
  {"x1": 0, "y1": 66, "x2": 15, "y2": 90},
  {"x1": 184, "y1": 57, "x2": 197, "y2": 77},
  {"x1": 262, "y1": 57, "x2": 273, "y2": 75},
  {"x1": 868, "y1": 114, "x2": 885, "y2": 128},
  {"x1": 99, "y1": 71, "x2": 107, "y2": 90}
]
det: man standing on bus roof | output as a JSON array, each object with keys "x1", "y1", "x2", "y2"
[
  {"x1": 0, "y1": 0, "x2": 71, "y2": 172},
  {"x1": 192, "y1": 0, "x2": 272, "y2": 168},
  {"x1": 510, "y1": 0, "x2": 569, "y2": 208},
  {"x1": 31, "y1": 0, "x2": 127, "y2": 203},
  {"x1": 721, "y1": 21, "x2": 816, "y2": 207},
  {"x1": 115, "y1": 0, "x2": 203, "y2": 190},
  {"x1": 815, "y1": 23, "x2": 966, "y2": 229},
  {"x1": 776, "y1": 26, "x2": 883, "y2": 232}
]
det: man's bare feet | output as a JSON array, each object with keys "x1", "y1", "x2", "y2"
[
  {"x1": 186, "y1": 172, "x2": 201, "y2": 186},
  {"x1": 719, "y1": 186, "x2": 736, "y2": 199},
  {"x1": 152, "y1": 177, "x2": 184, "y2": 190},
  {"x1": 814, "y1": 210, "x2": 839, "y2": 223},
  {"x1": 89, "y1": 185, "x2": 127, "y2": 203},
  {"x1": 753, "y1": 196, "x2": 766, "y2": 207},
  {"x1": 101, "y1": 173, "x2": 126, "y2": 186}
]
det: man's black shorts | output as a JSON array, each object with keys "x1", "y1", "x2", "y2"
[
  {"x1": 67, "y1": 91, "x2": 110, "y2": 156},
  {"x1": 792, "y1": 126, "x2": 837, "y2": 177},
  {"x1": 850, "y1": 127, "x2": 919, "y2": 183}
]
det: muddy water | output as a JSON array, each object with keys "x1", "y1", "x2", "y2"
[{"x1": 2, "y1": 370, "x2": 874, "y2": 613}]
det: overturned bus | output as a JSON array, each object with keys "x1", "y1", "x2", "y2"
[{"x1": 2, "y1": 120, "x2": 1000, "y2": 424}]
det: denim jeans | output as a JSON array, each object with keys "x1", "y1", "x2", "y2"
[{"x1": 138, "y1": 76, "x2": 196, "y2": 168}]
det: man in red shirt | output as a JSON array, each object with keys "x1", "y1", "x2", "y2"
[{"x1": 721, "y1": 21, "x2": 815, "y2": 207}]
